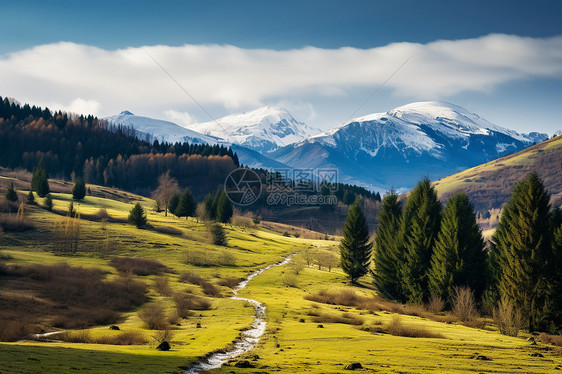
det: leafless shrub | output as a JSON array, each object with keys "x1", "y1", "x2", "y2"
[
  {"x1": 154, "y1": 276, "x2": 173, "y2": 296},
  {"x1": 58, "y1": 330, "x2": 147, "y2": 345},
  {"x1": 185, "y1": 249, "x2": 235, "y2": 267},
  {"x1": 139, "y1": 303, "x2": 168, "y2": 330},
  {"x1": 452, "y1": 286, "x2": 478, "y2": 322},
  {"x1": 110, "y1": 256, "x2": 168, "y2": 276},
  {"x1": 0, "y1": 213, "x2": 35, "y2": 232},
  {"x1": 385, "y1": 315, "x2": 445, "y2": 338},
  {"x1": 493, "y1": 296, "x2": 522, "y2": 337},
  {"x1": 288, "y1": 256, "x2": 306, "y2": 274},
  {"x1": 282, "y1": 273, "x2": 298, "y2": 287},
  {"x1": 148, "y1": 224, "x2": 183, "y2": 236},
  {"x1": 311, "y1": 312, "x2": 364, "y2": 326},
  {"x1": 0, "y1": 320, "x2": 30, "y2": 342},
  {"x1": 153, "y1": 329, "x2": 175, "y2": 344},
  {"x1": 538, "y1": 332, "x2": 562, "y2": 347},
  {"x1": 427, "y1": 295, "x2": 445, "y2": 314},
  {"x1": 178, "y1": 271, "x2": 222, "y2": 297},
  {"x1": 216, "y1": 277, "x2": 242, "y2": 288},
  {"x1": 172, "y1": 292, "x2": 212, "y2": 319}
]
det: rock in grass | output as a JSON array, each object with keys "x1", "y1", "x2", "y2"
[
  {"x1": 317, "y1": 324, "x2": 324, "y2": 328},
  {"x1": 234, "y1": 360, "x2": 255, "y2": 368},
  {"x1": 109, "y1": 325, "x2": 120, "y2": 330},
  {"x1": 157, "y1": 341, "x2": 170, "y2": 351},
  {"x1": 345, "y1": 362, "x2": 363, "y2": 370},
  {"x1": 474, "y1": 355, "x2": 491, "y2": 361}
]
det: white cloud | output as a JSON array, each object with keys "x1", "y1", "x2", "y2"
[
  {"x1": 164, "y1": 109, "x2": 197, "y2": 127},
  {"x1": 0, "y1": 34, "x2": 561, "y2": 120}
]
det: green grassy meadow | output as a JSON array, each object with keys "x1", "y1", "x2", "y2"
[{"x1": 1, "y1": 186, "x2": 561, "y2": 373}]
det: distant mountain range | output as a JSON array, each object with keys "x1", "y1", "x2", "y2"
[{"x1": 104, "y1": 102, "x2": 549, "y2": 192}]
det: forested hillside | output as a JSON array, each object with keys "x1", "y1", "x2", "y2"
[{"x1": 0, "y1": 97, "x2": 239, "y2": 197}]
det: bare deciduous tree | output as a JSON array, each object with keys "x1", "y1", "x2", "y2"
[{"x1": 152, "y1": 171, "x2": 179, "y2": 217}]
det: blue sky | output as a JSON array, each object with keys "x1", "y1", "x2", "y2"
[{"x1": 1, "y1": 0, "x2": 561, "y2": 134}]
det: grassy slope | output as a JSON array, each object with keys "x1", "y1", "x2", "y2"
[
  {"x1": 0, "y1": 188, "x2": 328, "y2": 373},
  {"x1": 1, "y1": 182, "x2": 561, "y2": 373},
  {"x1": 434, "y1": 135, "x2": 562, "y2": 211},
  {"x1": 218, "y1": 265, "x2": 562, "y2": 373}
]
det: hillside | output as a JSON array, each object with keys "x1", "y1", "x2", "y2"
[
  {"x1": 434, "y1": 135, "x2": 562, "y2": 211},
  {"x1": 1, "y1": 176, "x2": 560, "y2": 373}
]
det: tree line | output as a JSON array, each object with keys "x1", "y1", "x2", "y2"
[
  {"x1": 340, "y1": 174, "x2": 562, "y2": 333},
  {"x1": 0, "y1": 97, "x2": 239, "y2": 198}
]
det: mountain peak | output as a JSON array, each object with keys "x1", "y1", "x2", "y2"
[
  {"x1": 120, "y1": 110, "x2": 134, "y2": 116},
  {"x1": 188, "y1": 107, "x2": 320, "y2": 153}
]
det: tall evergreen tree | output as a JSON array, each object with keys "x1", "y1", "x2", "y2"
[
  {"x1": 207, "y1": 189, "x2": 222, "y2": 220},
  {"x1": 72, "y1": 177, "x2": 86, "y2": 200},
  {"x1": 5, "y1": 183, "x2": 18, "y2": 202},
  {"x1": 372, "y1": 191, "x2": 403, "y2": 300},
  {"x1": 168, "y1": 193, "x2": 180, "y2": 217},
  {"x1": 340, "y1": 201, "x2": 372, "y2": 283},
  {"x1": 31, "y1": 159, "x2": 50, "y2": 197},
  {"x1": 428, "y1": 192, "x2": 486, "y2": 305},
  {"x1": 176, "y1": 189, "x2": 195, "y2": 220},
  {"x1": 398, "y1": 178, "x2": 441, "y2": 304},
  {"x1": 128, "y1": 202, "x2": 147, "y2": 228},
  {"x1": 551, "y1": 220, "x2": 562, "y2": 331},
  {"x1": 44, "y1": 193, "x2": 53, "y2": 211},
  {"x1": 489, "y1": 173, "x2": 551, "y2": 331},
  {"x1": 27, "y1": 190, "x2": 35, "y2": 205},
  {"x1": 216, "y1": 192, "x2": 233, "y2": 223}
]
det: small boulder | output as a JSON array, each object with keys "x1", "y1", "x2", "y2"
[
  {"x1": 317, "y1": 324, "x2": 324, "y2": 328},
  {"x1": 345, "y1": 362, "x2": 363, "y2": 370},
  {"x1": 196, "y1": 322, "x2": 202, "y2": 328},
  {"x1": 156, "y1": 341, "x2": 170, "y2": 351},
  {"x1": 234, "y1": 360, "x2": 255, "y2": 368},
  {"x1": 109, "y1": 326, "x2": 120, "y2": 330},
  {"x1": 299, "y1": 318, "x2": 305, "y2": 323},
  {"x1": 474, "y1": 355, "x2": 491, "y2": 361}
]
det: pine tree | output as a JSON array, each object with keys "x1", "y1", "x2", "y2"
[
  {"x1": 27, "y1": 190, "x2": 35, "y2": 204},
  {"x1": 5, "y1": 183, "x2": 18, "y2": 202},
  {"x1": 372, "y1": 191, "x2": 403, "y2": 300},
  {"x1": 398, "y1": 178, "x2": 441, "y2": 304},
  {"x1": 340, "y1": 201, "x2": 372, "y2": 283},
  {"x1": 72, "y1": 177, "x2": 86, "y2": 200},
  {"x1": 216, "y1": 192, "x2": 233, "y2": 223},
  {"x1": 551, "y1": 221, "x2": 562, "y2": 331},
  {"x1": 168, "y1": 193, "x2": 180, "y2": 217},
  {"x1": 210, "y1": 223, "x2": 228, "y2": 246},
  {"x1": 31, "y1": 158, "x2": 50, "y2": 197},
  {"x1": 44, "y1": 193, "x2": 53, "y2": 211},
  {"x1": 128, "y1": 202, "x2": 147, "y2": 228},
  {"x1": 489, "y1": 173, "x2": 552, "y2": 331},
  {"x1": 176, "y1": 189, "x2": 195, "y2": 220},
  {"x1": 428, "y1": 192, "x2": 486, "y2": 305},
  {"x1": 209, "y1": 188, "x2": 223, "y2": 220}
]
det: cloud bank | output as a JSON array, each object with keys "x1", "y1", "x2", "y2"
[{"x1": 1, "y1": 34, "x2": 561, "y2": 119}]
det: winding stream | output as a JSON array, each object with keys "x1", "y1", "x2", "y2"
[{"x1": 186, "y1": 253, "x2": 294, "y2": 373}]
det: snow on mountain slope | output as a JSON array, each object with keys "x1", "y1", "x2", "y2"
[
  {"x1": 104, "y1": 111, "x2": 219, "y2": 144},
  {"x1": 188, "y1": 106, "x2": 320, "y2": 153},
  {"x1": 270, "y1": 101, "x2": 549, "y2": 191}
]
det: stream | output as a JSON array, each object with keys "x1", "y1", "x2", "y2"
[{"x1": 186, "y1": 253, "x2": 294, "y2": 373}]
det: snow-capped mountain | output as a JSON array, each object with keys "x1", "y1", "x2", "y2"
[
  {"x1": 103, "y1": 110, "x2": 289, "y2": 170},
  {"x1": 188, "y1": 106, "x2": 320, "y2": 153},
  {"x1": 104, "y1": 111, "x2": 219, "y2": 144},
  {"x1": 270, "y1": 101, "x2": 548, "y2": 191}
]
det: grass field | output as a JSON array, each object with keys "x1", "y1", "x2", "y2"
[{"x1": 1, "y1": 180, "x2": 561, "y2": 373}]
